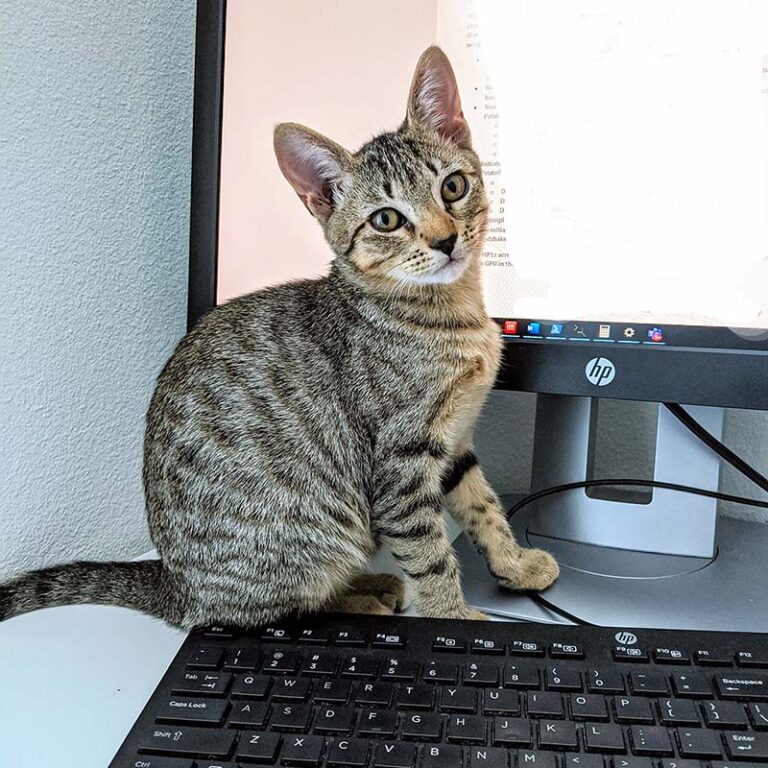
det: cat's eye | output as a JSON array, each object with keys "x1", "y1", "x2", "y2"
[
  {"x1": 370, "y1": 208, "x2": 405, "y2": 232},
  {"x1": 441, "y1": 172, "x2": 468, "y2": 203}
]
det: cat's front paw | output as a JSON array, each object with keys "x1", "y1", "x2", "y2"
[{"x1": 495, "y1": 548, "x2": 559, "y2": 592}]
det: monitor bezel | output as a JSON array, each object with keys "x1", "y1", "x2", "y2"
[{"x1": 188, "y1": 0, "x2": 767, "y2": 411}]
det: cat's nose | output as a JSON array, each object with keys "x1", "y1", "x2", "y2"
[{"x1": 430, "y1": 233, "x2": 457, "y2": 256}]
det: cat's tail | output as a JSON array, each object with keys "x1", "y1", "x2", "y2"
[{"x1": 0, "y1": 560, "x2": 180, "y2": 625}]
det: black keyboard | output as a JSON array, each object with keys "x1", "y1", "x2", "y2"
[{"x1": 109, "y1": 614, "x2": 768, "y2": 768}]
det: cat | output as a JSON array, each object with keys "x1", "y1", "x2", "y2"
[{"x1": 0, "y1": 47, "x2": 558, "y2": 629}]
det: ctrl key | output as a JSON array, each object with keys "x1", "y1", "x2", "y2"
[
  {"x1": 118, "y1": 759, "x2": 194, "y2": 768},
  {"x1": 137, "y1": 726, "x2": 234, "y2": 758}
]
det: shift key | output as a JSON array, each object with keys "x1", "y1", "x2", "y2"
[
  {"x1": 138, "y1": 725, "x2": 235, "y2": 757},
  {"x1": 716, "y1": 673, "x2": 768, "y2": 700}
]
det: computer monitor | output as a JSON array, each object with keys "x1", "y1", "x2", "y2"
[{"x1": 188, "y1": 0, "x2": 768, "y2": 630}]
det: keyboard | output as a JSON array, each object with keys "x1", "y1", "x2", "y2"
[{"x1": 109, "y1": 614, "x2": 768, "y2": 768}]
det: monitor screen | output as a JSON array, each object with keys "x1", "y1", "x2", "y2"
[{"x1": 216, "y1": 0, "x2": 768, "y2": 357}]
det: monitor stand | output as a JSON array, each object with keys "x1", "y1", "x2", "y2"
[{"x1": 456, "y1": 394, "x2": 768, "y2": 632}]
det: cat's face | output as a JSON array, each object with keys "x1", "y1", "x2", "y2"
[{"x1": 274, "y1": 47, "x2": 487, "y2": 289}]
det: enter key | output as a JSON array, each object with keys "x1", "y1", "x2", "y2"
[{"x1": 724, "y1": 730, "x2": 768, "y2": 761}]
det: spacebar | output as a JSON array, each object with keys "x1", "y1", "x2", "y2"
[{"x1": 138, "y1": 725, "x2": 235, "y2": 757}]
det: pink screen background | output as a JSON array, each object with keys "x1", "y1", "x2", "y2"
[{"x1": 217, "y1": 0, "x2": 438, "y2": 304}]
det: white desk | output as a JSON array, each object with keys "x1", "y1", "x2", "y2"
[{"x1": 0, "y1": 547, "x2": 552, "y2": 767}]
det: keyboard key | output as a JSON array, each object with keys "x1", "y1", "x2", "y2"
[
  {"x1": 676, "y1": 727, "x2": 722, "y2": 758},
  {"x1": 613, "y1": 647, "x2": 648, "y2": 662},
  {"x1": 170, "y1": 671, "x2": 231, "y2": 698},
  {"x1": 224, "y1": 647, "x2": 260, "y2": 671},
  {"x1": 298, "y1": 628, "x2": 330, "y2": 645},
  {"x1": 447, "y1": 714, "x2": 487, "y2": 744},
  {"x1": 382, "y1": 659, "x2": 417, "y2": 681},
  {"x1": 373, "y1": 632, "x2": 406, "y2": 650},
  {"x1": 441, "y1": 686, "x2": 477, "y2": 713},
  {"x1": 723, "y1": 730, "x2": 768, "y2": 760},
  {"x1": 570, "y1": 694, "x2": 608, "y2": 721},
  {"x1": 334, "y1": 629, "x2": 367, "y2": 647},
  {"x1": 262, "y1": 650, "x2": 300, "y2": 674},
  {"x1": 749, "y1": 702, "x2": 768, "y2": 729},
  {"x1": 138, "y1": 726, "x2": 235, "y2": 757},
  {"x1": 272, "y1": 676, "x2": 312, "y2": 701},
  {"x1": 358, "y1": 709, "x2": 398, "y2": 737},
  {"x1": 629, "y1": 725, "x2": 673, "y2": 756},
  {"x1": 326, "y1": 738, "x2": 369, "y2": 767},
  {"x1": 671, "y1": 671, "x2": 712, "y2": 698},
  {"x1": 400, "y1": 712, "x2": 442, "y2": 741},
  {"x1": 236, "y1": 731, "x2": 281, "y2": 763},
  {"x1": 546, "y1": 665, "x2": 582, "y2": 692},
  {"x1": 155, "y1": 697, "x2": 228, "y2": 726},
  {"x1": 341, "y1": 655, "x2": 378, "y2": 679},
  {"x1": 484, "y1": 689, "x2": 520, "y2": 716},
  {"x1": 509, "y1": 640, "x2": 545, "y2": 657},
  {"x1": 473, "y1": 637, "x2": 505, "y2": 655},
  {"x1": 563, "y1": 754, "x2": 604, "y2": 768},
  {"x1": 612, "y1": 759, "x2": 653, "y2": 768},
  {"x1": 505, "y1": 663, "x2": 540, "y2": 689},
  {"x1": 422, "y1": 744, "x2": 462, "y2": 768},
  {"x1": 538, "y1": 719, "x2": 578, "y2": 750},
  {"x1": 261, "y1": 626, "x2": 293, "y2": 643},
  {"x1": 614, "y1": 697, "x2": 654, "y2": 724},
  {"x1": 314, "y1": 679, "x2": 352, "y2": 704},
  {"x1": 652, "y1": 648, "x2": 689, "y2": 665},
  {"x1": 355, "y1": 682, "x2": 393, "y2": 707},
  {"x1": 464, "y1": 662, "x2": 500, "y2": 687},
  {"x1": 202, "y1": 624, "x2": 235, "y2": 640},
  {"x1": 517, "y1": 750, "x2": 558, "y2": 767},
  {"x1": 702, "y1": 700, "x2": 747, "y2": 728},
  {"x1": 434, "y1": 635, "x2": 468, "y2": 653},
  {"x1": 314, "y1": 706, "x2": 354, "y2": 734},
  {"x1": 527, "y1": 691, "x2": 564, "y2": 718},
  {"x1": 493, "y1": 717, "x2": 531, "y2": 746},
  {"x1": 187, "y1": 646, "x2": 224, "y2": 670},
  {"x1": 231, "y1": 673, "x2": 271, "y2": 700},
  {"x1": 588, "y1": 668, "x2": 625, "y2": 694},
  {"x1": 550, "y1": 643, "x2": 585, "y2": 659},
  {"x1": 658, "y1": 698, "x2": 699, "y2": 726},
  {"x1": 281, "y1": 734, "x2": 325, "y2": 766},
  {"x1": 227, "y1": 700, "x2": 268, "y2": 728},
  {"x1": 422, "y1": 660, "x2": 457, "y2": 683},
  {"x1": 736, "y1": 651, "x2": 768, "y2": 668},
  {"x1": 301, "y1": 652, "x2": 338, "y2": 676},
  {"x1": 715, "y1": 672, "x2": 768, "y2": 700},
  {"x1": 468, "y1": 746, "x2": 508, "y2": 766},
  {"x1": 694, "y1": 648, "x2": 731, "y2": 666},
  {"x1": 629, "y1": 672, "x2": 668, "y2": 696},
  {"x1": 395, "y1": 684, "x2": 434, "y2": 710},
  {"x1": 270, "y1": 703, "x2": 312, "y2": 732},
  {"x1": 584, "y1": 723, "x2": 626, "y2": 753},
  {"x1": 373, "y1": 741, "x2": 415, "y2": 768}
]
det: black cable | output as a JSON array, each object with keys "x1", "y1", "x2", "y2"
[{"x1": 664, "y1": 403, "x2": 768, "y2": 494}]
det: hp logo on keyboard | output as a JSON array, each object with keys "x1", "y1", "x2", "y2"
[
  {"x1": 615, "y1": 631, "x2": 638, "y2": 645},
  {"x1": 585, "y1": 357, "x2": 616, "y2": 387}
]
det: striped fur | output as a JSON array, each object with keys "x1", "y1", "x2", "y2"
[{"x1": 0, "y1": 47, "x2": 557, "y2": 628}]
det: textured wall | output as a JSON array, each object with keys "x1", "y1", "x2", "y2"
[{"x1": 0, "y1": 1, "x2": 195, "y2": 579}]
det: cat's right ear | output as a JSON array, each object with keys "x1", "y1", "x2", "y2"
[{"x1": 273, "y1": 123, "x2": 351, "y2": 223}]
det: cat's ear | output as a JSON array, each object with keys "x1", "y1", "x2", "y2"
[
  {"x1": 273, "y1": 123, "x2": 351, "y2": 222},
  {"x1": 406, "y1": 46, "x2": 472, "y2": 149}
]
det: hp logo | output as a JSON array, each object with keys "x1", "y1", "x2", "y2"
[
  {"x1": 615, "y1": 631, "x2": 638, "y2": 645},
  {"x1": 585, "y1": 357, "x2": 616, "y2": 387}
]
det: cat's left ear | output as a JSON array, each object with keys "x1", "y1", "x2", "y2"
[
  {"x1": 406, "y1": 46, "x2": 472, "y2": 149},
  {"x1": 274, "y1": 123, "x2": 351, "y2": 223}
]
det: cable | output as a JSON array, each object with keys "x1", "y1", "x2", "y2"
[{"x1": 664, "y1": 403, "x2": 768, "y2": 494}]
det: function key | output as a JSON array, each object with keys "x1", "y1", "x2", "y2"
[
  {"x1": 736, "y1": 651, "x2": 768, "y2": 669},
  {"x1": 550, "y1": 642, "x2": 585, "y2": 659},
  {"x1": 509, "y1": 640, "x2": 545, "y2": 657},
  {"x1": 373, "y1": 632, "x2": 406, "y2": 649},
  {"x1": 695, "y1": 649, "x2": 732, "y2": 667},
  {"x1": 653, "y1": 648, "x2": 690, "y2": 665},
  {"x1": 433, "y1": 635, "x2": 468, "y2": 653},
  {"x1": 187, "y1": 646, "x2": 225, "y2": 670},
  {"x1": 298, "y1": 628, "x2": 330, "y2": 645},
  {"x1": 472, "y1": 637, "x2": 505, "y2": 655},
  {"x1": 334, "y1": 629, "x2": 368, "y2": 647},
  {"x1": 260, "y1": 626, "x2": 293, "y2": 643},
  {"x1": 202, "y1": 624, "x2": 236, "y2": 640},
  {"x1": 613, "y1": 646, "x2": 649, "y2": 662}
]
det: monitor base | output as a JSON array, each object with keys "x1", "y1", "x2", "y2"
[{"x1": 456, "y1": 498, "x2": 768, "y2": 632}]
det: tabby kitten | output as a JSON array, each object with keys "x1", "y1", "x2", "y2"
[{"x1": 0, "y1": 47, "x2": 558, "y2": 628}]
